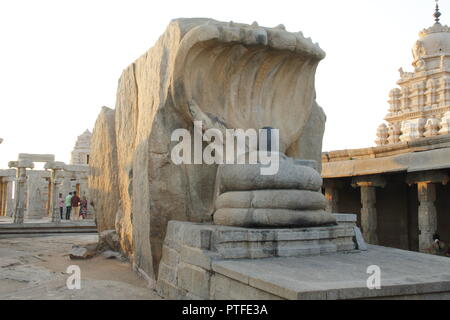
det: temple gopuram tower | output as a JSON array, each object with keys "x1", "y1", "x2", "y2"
[
  {"x1": 323, "y1": 2, "x2": 450, "y2": 254},
  {"x1": 70, "y1": 129, "x2": 92, "y2": 165},
  {"x1": 376, "y1": 2, "x2": 450, "y2": 145}
]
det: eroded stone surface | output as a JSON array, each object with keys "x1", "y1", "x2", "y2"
[
  {"x1": 214, "y1": 208, "x2": 336, "y2": 228},
  {"x1": 89, "y1": 107, "x2": 119, "y2": 233},
  {"x1": 216, "y1": 190, "x2": 327, "y2": 211},
  {"x1": 218, "y1": 161, "x2": 323, "y2": 193}
]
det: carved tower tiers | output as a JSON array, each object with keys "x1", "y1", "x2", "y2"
[
  {"x1": 376, "y1": 4, "x2": 450, "y2": 145},
  {"x1": 70, "y1": 129, "x2": 92, "y2": 165}
]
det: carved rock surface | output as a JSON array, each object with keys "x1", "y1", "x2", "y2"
[
  {"x1": 90, "y1": 18, "x2": 326, "y2": 280},
  {"x1": 213, "y1": 152, "x2": 335, "y2": 228},
  {"x1": 216, "y1": 190, "x2": 327, "y2": 210},
  {"x1": 89, "y1": 107, "x2": 119, "y2": 232},
  {"x1": 214, "y1": 209, "x2": 336, "y2": 228},
  {"x1": 218, "y1": 162, "x2": 323, "y2": 192}
]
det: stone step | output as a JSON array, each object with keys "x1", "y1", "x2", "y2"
[{"x1": 0, "y1": 222, "x2": 97, "y2": 237}]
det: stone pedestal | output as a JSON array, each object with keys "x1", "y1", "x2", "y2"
[{"x1": 157, "y1": 215, "x2": 361, "y2": 299}]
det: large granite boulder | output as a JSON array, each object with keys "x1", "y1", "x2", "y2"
[
  {"x1": 89, "y1": 18, "x2": 327, "y2": 281},
  {"x1": 89, "y1": 107, "x2": 119, "y2": 232}
]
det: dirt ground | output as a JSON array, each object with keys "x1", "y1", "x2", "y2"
[{"x1": 0, "y1": 234, "x2": 162, "y2": 300}]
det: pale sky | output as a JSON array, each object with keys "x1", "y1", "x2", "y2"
[{"x1": 0, "y1": 0, "x2": 445, "y2": 167}]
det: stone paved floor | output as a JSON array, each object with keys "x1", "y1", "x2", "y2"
[
  {"x1": 213, "y1": 245, "x2": 450, "y2": 299},
  {"x1": 0, "y1": 234, "x2": 162, "y2": 300}
]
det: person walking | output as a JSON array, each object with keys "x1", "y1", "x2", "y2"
[
  {"x1": 58, "y1": 193, "x2": 65, "y2": 219},
  {"x1": 65, "y1": 192, "x2": 73, "y2": 220},
  {"x1": 80, "y1": 196, "x2": 88, "y2": 220},
  {"x1": 71, "y1": 191, "x2": 81, "y2": 220}
]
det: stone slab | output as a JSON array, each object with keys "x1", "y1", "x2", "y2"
[
  {"x1": 211, "y1": 245, "x2": 450, "y2": 300},
  {"x1": 64, "y1": 164, "x2": 90, "y2": 172},
  {"x1": 18, "y1": 154, "x2": 55, "y2": 163},
  {"x1": 322, "y1": 146, "x2": 450, "y2": 178},
  {"x1": 0, "y1": 221, "x2": 97, "y2": 237},
  {"x1": 0, "y1": 169, "x2": 16, "y2": 177}
]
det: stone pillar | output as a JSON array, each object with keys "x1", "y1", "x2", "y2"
[
  {"x1": 417, "y1": 182, "x2": 437, "y2": 252},
  {"x1": 360, "y1": 186, "x2": 378, "y2": 244},
  {"x1": 0, "y1": 170, "x2": 16, "y2": 217},
  {"x1": 406, "y1": 171, "x2": 449, "y2": 253},
  {"x1": 45, "y1": 161, "x2": 65, "y2": 223},
  {"x1": 0, "y1": 179, "x2": 5, "y2": 216},
  {"x1": 352, "y1": 175, "x2": 386, "y2": 245},
  {"x1": 323, "y1": 179, "x2": 343, "y2": 213},
  {"x1": 9, "y1": 160, "x2": 34, "y2": 224},
  {"x1": 5, "y1": 177, "x2": 14, "y2": 217}
]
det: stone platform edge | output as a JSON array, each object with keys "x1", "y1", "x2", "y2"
[
  {"x1": 0, "y1": 221, "x2": 97, "y2": 235},
  {"x1": 156, "y1": 214, "x2": 364, "y2": 299}
]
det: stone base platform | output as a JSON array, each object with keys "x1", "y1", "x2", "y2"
[
  {"x1": 156, "y1": 217, "x2": 450, "y2": 300},
  {"x1": 0, "y1": 219, "x2": 97, "y2": 238}
]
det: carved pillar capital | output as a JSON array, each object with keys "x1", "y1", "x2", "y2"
[
  {"x1": 351, "y1": 175, "x2": 387, "y2": 188},
  {"x1": 406, "y1": 170, "x2": 449, "y2": 186}
]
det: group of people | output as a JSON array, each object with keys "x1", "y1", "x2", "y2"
[{"x1": 57, "y1": 192, "x2": 88, "y2": 220}]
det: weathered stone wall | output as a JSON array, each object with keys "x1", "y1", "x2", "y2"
[{"x1": 90, "y1": 18, "x2": 327, "y2": 280}]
